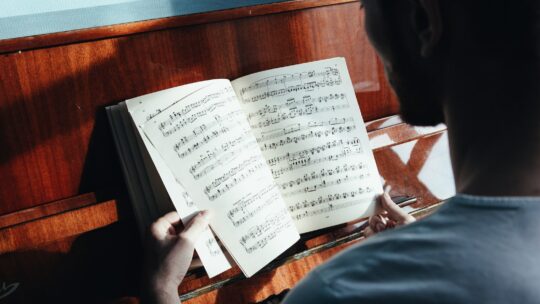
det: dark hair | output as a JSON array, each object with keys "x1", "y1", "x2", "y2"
[{"x1": 451, "y1": 0, "x2": 540, "y2": 59}]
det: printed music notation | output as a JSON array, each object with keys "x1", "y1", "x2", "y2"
[
  {"x1": 249, "y1": 103, "x2": 350, "y2": 129},
  {"x1": 158, "y1": 86, "x2": 235, "y2": 134},
  {"x1": 279, "y1": 163, "x2": 365, "y2": 190},
  {"x1": 181, "y1": 191, "x2": 195, "y2": 208},
  {"x1": 257, "y1": 117, "x2": 354, "y2": 143},
  {"x1": 266, "y1": 138, "x2": 361, "y2": 167},
  {"x1": 291, "y1": 196, "x2": 374, "y2": 221},
  {"x1": 239, "y1": 208, "x2": 294, "y2": 254},
  {"x1": 172, "y1": 110, "x2": 246, "y2": 158},
  {"x1": 204, "y1": 156, "x2": 266, "y2": 201},
  {"x1": 270, "y1": 146, "x2": 363, "y2": 179},
  {"x1": 282, "y1": 173, "x2": 370, "y2": 198},
  {"x1": 188, "y1": 129, "x2": 251, "y2": 174},
  {"x1": 190, "y1": 137, "x2": 258, "y2": 180},
  {"x1": 204, "y1": 236, "x2": 223, "y2": 257},
  {"x1": 288, "y1": 187, "x2": 374, "y2": 213},
  {"x1": 247, "y1": 93, "x2": 346, "y2": 120},
  {"x1": 239, "y1": 66, "x2": 342, "y2": 104},
  {"x1": 158, "y1": 99, "x2": 227, "y2": 135},
  {"x1": 227, "y1": 185, "x2": 280, "y2": 227}
]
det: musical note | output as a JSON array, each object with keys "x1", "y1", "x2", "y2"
[
  {"x1": 246, "y1": 93, "x2": 346, "y2": 120},
  {"x1": 291, "y1": 196, "x2": 374, "y2": 221},
  {"x1": 227, "y1": 185, "x2": 280, "y2": 227},
  {"x1": 169, "y1": 109, "x2": 245, "y2": 152},
  {"x1": 239, "y1": 208, "x2": 294, "y2": 254},
  {"x1": 181, "y1": 191, "x2": 195, "y2": 208},
  {"x1": 257, "y1": 117, "x2": 355, "y2": 143},
  {"x1": 249, "y1": 103, "x2": 350, "y2": 129},
  {"x1": 287, "y1": 186, "x2": 373, "y2": 213},
  {"x1": 239, "y1": 66, "x2": 342, "y2": 103},
  {"x1": 204, "y1": 156, "x2": 267, "y2": 201},
  {"x1": 174, "y1": 119, "x2": 248, "y2": 159},
  {"x1": 189, "y1": 132, "x2": 257, "y2": 179},
  {"x1": 279, "y1": 163, "x2": 365, "y2": 190},
  {"x1": 265, "y1": 138, "x2": 361, "y2": 167},
  {"x1": 282, "y1": 172, "x2": 370, "y2": 198},
  {"x1": 270, "y1": 146, "x2": 363, "y2": 179},
  {"x1": 204, "y1": 235, "x2": 223, "y2": 257}
]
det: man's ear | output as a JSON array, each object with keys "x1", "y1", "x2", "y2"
[{"x1": 412, "y1": 0, "x2": 443, "y2": 57}]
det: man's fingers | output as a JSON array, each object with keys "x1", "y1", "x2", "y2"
[
  {"x1": 180, "y1": 211, "x2": 210, "y2": 243},
  {"x1": 364, "y1": 226, "x2": 375, "y2": 238},
  {"x1": 380, "y1": 192, "x2": 415, "y2": 224},
  {"x1": 150, "y1": 211, "x2": 181, "y2": 240},
  {"x1": 369, "y1": 214, "x2": 388, "y2": 232}
]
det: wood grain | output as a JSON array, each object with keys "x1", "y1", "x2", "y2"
[
  {"x1": 0, "y1": 192, "x2": 96, "y2": 229},
  {"x1": 0, "y1": 199, "x2": 118, "y2": 253},
  {"x1": 0, "y1": 0, "x2": 357, "y2": 54}
]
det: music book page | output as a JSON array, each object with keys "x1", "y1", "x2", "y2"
[
  {"x1": 141, "y1": 80, "x2": 300, "y2": 277},
  {"x1": 126, "y1": 81, "x2": 231, "y2": 278},
  {"x1": 232, "y1": 58, "x2": 383, "y2": 233}
]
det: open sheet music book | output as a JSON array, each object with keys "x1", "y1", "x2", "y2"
[{"x1": 107, "y1": 57, "x2": 383, "y2": 278}]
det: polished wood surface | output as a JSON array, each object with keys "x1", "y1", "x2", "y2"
[
  {"x1": 0, "y1": 1, "x2": 453, "y2": 303},
  {"x1": 0, "y1": 0, "x2": 357, "y2": 54}
]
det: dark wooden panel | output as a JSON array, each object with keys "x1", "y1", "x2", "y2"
[
  {"x1": 0, "y1": 0, "x2": 357, "y2": 54},
  {"x1": 0, "y1": 193, "x2": 96, "y2": 229},
  {"x1": 0, "y1": 199, "x2": 118, "y2": 253},
  {"x1": 0, "y1": 1, "x2": 397, "y2": 215}
]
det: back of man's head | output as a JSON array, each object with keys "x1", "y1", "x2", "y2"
[{"x1": 362, "y1": 0, "x2": 540, "y2": 126}]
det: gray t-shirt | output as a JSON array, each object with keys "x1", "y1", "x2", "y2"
[{"x1": 283, "y1": 195, "x2": 540, "y2": 303}]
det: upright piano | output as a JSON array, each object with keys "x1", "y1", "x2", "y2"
[{"x1": 0, "y1": 1, "x2": 454, "y2": 303}]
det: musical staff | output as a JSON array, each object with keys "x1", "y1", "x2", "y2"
[
  {"x1": 288, "y1": 186, "x2": 373, "y2": 213},
  {"x1": 257, "y1": 117, "x2": 355, "y2": 143},
  {"x1": 291, "y1": 197, "x2": 374, "y2": 221},
  {"x1": 239, "y1": 208, "x2": 294, "y2": 254},
  {"x1": 189, "y1": 132, "x2": 256, "y2": 179},
  {"x1": 239, "y1": 66, "x2": 342, "y2": 104},
  {"x1": 270, "y1": 146, "x2": 363, "y2": 179},
  {"x1": 266, "y1": 138, "x2": 361, "y2": 167},
  {"x1": 282, "y1": 173, "x2": 369, "y2": 198},
  {"x1": 204, "y1": 235, "x2": 223, "y2": 257},
  {"x1": 205, "y1": 156, "x2": 266, "y2": 201},
  {"x1": 249, "y1": 103, "x2": 350, "y2": 129},
  {"x1": 227, "y1": 185, "x2": 280, "y2": 227},
  {"x1": 174, "y1": 120, "x2": 248, "y2": 159},
  {"x1": 171, "y1": 109, "x2": 245, "y2": 155},
  {"x1": 279, "y1": 163, "x2": 365, "y2": 190},
  {"x1": 246, "y1": 93, "x2": 346, "y2": 120}
]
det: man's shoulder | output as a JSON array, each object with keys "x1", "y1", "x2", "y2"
[
  {"x1": 283, "y1": 219, "x2": 467, "y2": 303},
  {"x1": 315, "y1": 214, "x2": 461, "y2": 284}
]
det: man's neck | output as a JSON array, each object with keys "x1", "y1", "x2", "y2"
[{"x1": 444, "y1": 84, "x2": 540, "y2": 197}]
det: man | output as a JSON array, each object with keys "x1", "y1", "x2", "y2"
[{"x1": 144, "y1": 0, "x2": 540, "y2": 302}]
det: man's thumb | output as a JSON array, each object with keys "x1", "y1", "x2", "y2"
[{"x1": 180, "y1": 211, "x2": 210, "y2": 244}]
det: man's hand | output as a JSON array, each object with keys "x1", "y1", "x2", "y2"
[
  {"x1": 364, "y1": 187, "x2": 416, "y2": 237},
  {"x1": 143, "y1": 211, "x2": 209, "y2": 304}
]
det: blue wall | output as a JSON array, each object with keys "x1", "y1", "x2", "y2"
[{"x1": 0, "y1": 0, "x2": 286, "y2": 40}]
